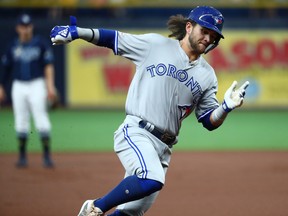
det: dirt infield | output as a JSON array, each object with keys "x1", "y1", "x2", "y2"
[{"x1": 1, "y1": 151, "x2": 288, "y2": 216}]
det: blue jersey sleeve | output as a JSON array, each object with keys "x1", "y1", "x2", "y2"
[{"x1": 198, "y1": 109, "x2": 220, "y2": 131}]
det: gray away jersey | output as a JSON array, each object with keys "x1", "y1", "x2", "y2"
[{"x1": 116, "y1": 32, "x2": 220, "y2": 136}]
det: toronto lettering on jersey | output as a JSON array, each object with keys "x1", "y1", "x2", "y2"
[{"x1": 146, "y1": 63, "x2": 203, "y2": 97}]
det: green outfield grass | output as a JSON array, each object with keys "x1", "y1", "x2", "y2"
[{"x1": 0, "y1": 108, "x2": 287, "y2": 153}]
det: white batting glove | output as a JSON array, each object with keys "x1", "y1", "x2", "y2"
[
  {"x1": 222, "y1": 80, "x2": 249, "y2": 112},
  {"x1": 50, "y1": 16, "x2": 79, "y2": 45}
]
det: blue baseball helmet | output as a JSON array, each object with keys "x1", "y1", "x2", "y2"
[{"x1": 188, "y1": 6, "x2": 224, "y2": 39}]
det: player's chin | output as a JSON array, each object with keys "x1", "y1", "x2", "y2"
[{"x1": 199, "y1": 44, "x2": 207, "y2": 53}]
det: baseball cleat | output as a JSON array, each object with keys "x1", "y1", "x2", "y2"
[
  {"x1": 78, "y1": 200, "x2": 103, "y2": 216},
  {"x1": 43, "y1": 157, "x2": 54, "y2": 168},
  {"x1": 16, "y1": 157, "x2": 27, "y2": 168}
]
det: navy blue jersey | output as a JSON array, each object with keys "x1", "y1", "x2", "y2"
[{"x1": 1, "y1": 35, "x2": 54, "y2": 83}]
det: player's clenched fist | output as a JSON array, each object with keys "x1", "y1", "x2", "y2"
[
  {"x1": 222, "y1": 80, "x2": 249, "y2": 112},
  {"x1": 50, "y1": 16, "x2": 79, "y2": 45}
]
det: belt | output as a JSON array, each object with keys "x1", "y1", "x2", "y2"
[{"x1": 139, "y1": 120, "x2": 176, "y2": 147}]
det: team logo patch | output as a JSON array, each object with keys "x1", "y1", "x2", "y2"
[
  {"x1": 199, "y1": 14, "x2": 223, "y2": 26},
  {"x1": 59, "y1": 27, "x2": 69, "y2": 38},
  {"x1": 214, "y1": 16, "x2": 223, "y2": 24},
  {"x1": 178, "y1": 105, "x2": 193, "y2": 121}
]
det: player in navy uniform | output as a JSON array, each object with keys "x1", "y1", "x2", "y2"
[
  {"x1": 0, "y1": 14, "x2": 57, "y2": 168},
  {"x1": 51, "y1": 6, "x2": 249, "y2": 215}
]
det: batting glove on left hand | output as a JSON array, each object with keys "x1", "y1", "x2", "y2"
[
  {"x1": 50, "y1": 16, "x2": 79, "y2": 45},
  {"x1": 222, "y1": 80, "x2": 249, "y2": 112}
]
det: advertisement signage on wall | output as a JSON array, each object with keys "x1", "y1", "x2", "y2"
[
  {"x1": 67, "y1": 30, "x2": 288, "y2": 108},
  {"x1": 207, "y1": 30, "x2": 288, "y2": 108},
  {"x1": 67, "y1": 39, "x2": 134, "y2": 108}
]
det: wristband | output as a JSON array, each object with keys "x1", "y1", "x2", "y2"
[
  {"x1": 70, "y1": 26, "x2": 79, "y2": 40},
  {"x1": 69, "y1": 16, "x2": 79, "y2": 40},
  {"x1": 222, "y1": 101, "x2": 233, "y2": 113}
]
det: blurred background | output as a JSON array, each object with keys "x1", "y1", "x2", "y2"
[
  {"x1": 0, "y1": 0, "x2": 288, "y2": 109},
  {"x1": 0, "y1": 0, "x2": 288, "y2": 152},
  {"x1": 1, "y1": 3, "x2": 287, "y2": 216}
]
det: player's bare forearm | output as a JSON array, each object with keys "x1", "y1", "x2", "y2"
[{"x1": 0, "y1": 85, "x2": 6, "y2": 102}]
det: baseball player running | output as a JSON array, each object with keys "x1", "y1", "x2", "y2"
[
  {"x1": 0, "y1": 14, "x2": 56, "y2": 168},
  {"x1": 50, "y1": 6, "x2": 249, "y2": 216}
]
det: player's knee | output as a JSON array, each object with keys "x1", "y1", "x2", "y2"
[{"x1": 139, "y1": 178, "x2": 163, "y2": 195}]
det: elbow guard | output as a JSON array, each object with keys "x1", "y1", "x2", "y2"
[
  {"x1": 97, "y1": 29, "x2": 118, "y2": 54},
  {"x1": 198, "y1": 110, "x2": 219, "y2": 131}
]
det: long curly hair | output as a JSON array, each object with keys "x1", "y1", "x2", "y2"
[{"x1": 167, "y1": 14, "x2": 196, "y2": 41}]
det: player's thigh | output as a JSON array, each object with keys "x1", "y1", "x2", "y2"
[
  {"x1": 114, "y1": 124, "x2": 165, "y2": 184},
  {"x1": 29, "y1": 79, "x2": 51, "y2": 131},
  {"x1": 28, "y1": 79, "x2": 47, "y2": 112},
  {"x1": 11, "y1": 81, "x2": 30, "y2": 132}
]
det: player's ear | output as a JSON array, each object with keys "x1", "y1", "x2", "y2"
[{"x1": 186, "y1": 22, "x2": 193, "y2": 34}]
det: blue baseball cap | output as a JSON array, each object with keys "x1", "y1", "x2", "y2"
[{"x1": 17, "y1": 14, "x2": 33, "y2": 25}]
